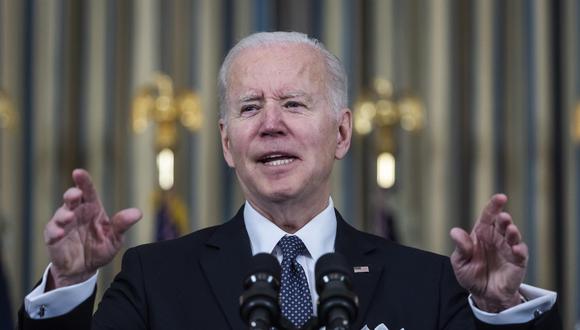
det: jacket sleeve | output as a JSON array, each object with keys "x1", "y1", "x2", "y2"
[
  {"x1": 18, "y1": 247, "x2": 149, "y2": 330},
  {"x1": 438, "y1": 258, "x2": 479, "y2": 329},
  {"x1": 18, "y1": 288, "x2": 96, "y2": 330},
  {"x1": 438, "y1": 259, "x2": 563, "y2": 330},
  {"x1": 91, "y1": 247, "x2": 149, "y2": 330},
  {"x1": 474, "y1": 301, "x2": 563, "y2": 330}
]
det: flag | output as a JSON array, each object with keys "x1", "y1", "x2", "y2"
[
  {"x1": 154, "y1": 191, "x2": 189, "y2": 241},
  {"x1": 372, "y1": 190, "x2": 399, "y2": 242},
  {"x1": 374, "y1": 206, "x2": 399, "y2": 242}
]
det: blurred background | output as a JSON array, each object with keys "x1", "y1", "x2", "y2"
[{"x1": 0, "y1": 0, "x2": 579, "y2": 328}]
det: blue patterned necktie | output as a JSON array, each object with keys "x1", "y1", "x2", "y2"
[{"x1": 278, "y1": 235, "x2": 313, "y2": 328}]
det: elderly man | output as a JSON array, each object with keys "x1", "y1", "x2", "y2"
[{"x1": 19, "y1": 32, "x2": 560, "y2": 329}]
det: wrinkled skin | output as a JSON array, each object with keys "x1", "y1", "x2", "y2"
[
  {"x1": 219, "y1": 43, "x2": 351, "y2": 233},
  {"x1": 44, "y1": 169, "x2": 142, "y2": 289},
  {"x1": 450, "y1": 194, "x2": 528, "y2": 312}
]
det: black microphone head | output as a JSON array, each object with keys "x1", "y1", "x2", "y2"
[
  {"x1": 244, "y1": 253, "x2": 281, "y2": 288},
  {"x1": 240, "y1": 253, "x2": 282, "y2": 329},
  {"x1": 315, "y1": 253, "x2": 353, "y2": 294},
  {"x1": 315, "y1": 253, "x2": 359, "y2": 328}
]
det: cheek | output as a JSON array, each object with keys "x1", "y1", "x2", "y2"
[
  {"x1": 229, "y1": 140, "x2": 247, "y2": 161},
  {"x1": 302, "y1": 133, "x2": 337, "y2": 164},
  {"x1": 224, "y1": 134, "x2": 246, "y2": 166},
  {"x1": 312, "y1": 124, "x2": 338, "y2": 149}
]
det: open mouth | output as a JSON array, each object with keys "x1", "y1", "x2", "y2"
[{"x1": 258, "y1": 153, "x2": 298, "y2": 166}]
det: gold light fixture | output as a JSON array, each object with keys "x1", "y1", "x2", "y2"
[
  {"x1": 354, "y1": 78, "x2": 425, "y2": 189},
  {"x1": 0, "y1": 88, "x2": 17, "y2": 130},
  {"x1": 132, "y1": 73, "x2": 202, "y2": 190},
  {"x1": 574, "y1": 102, "x2": 580, "y2": 143}
]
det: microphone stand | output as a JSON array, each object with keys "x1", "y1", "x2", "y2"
[
  {"x1": 273, "y1": 316, "x2": 319, "y2": 330},
  {"x1": 274, "y1": 316, "x2": 349, "y2": 330}
]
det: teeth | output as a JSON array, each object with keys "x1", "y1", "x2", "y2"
[{"x1": 264, "y1": 158, "x2": 294, "y2": 166}]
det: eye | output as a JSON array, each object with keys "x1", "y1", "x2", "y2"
[
  {"x1": 241, "y1": 104, "x2": 260, "y2": 113},
  {"x1": 284, "y1": 101, "x2": 305, "y2": 109}
]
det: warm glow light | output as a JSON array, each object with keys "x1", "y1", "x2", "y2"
[
  {"x1": 575, "y1": 102, "x2": 580, "y2": 143},
  {"x1": 157, "y1": 148, "x2": 174, "y2": 190},
  {"x1": 377, "y1": 152, "x2": 395, "y2": 189},
  {"x1": 354, "y1": 116, "x2": 373, "y2": 135},
  {"x1": 354, "y1": 101, "x2": 376, "y2": 135}
]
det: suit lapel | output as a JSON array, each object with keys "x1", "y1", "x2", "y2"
[
  {"x1": 334, "y1": 210, "x2": 387, "y2": 328},
  {"x1": 198, "y1": 207, "x2": 388, "y2": 329},
  {"x1": 200, "y1": 207, "x2": 253, "y2": 330}
]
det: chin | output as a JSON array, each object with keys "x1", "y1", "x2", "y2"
[
  {"x1": 264, "y1": 191, "x2": 297, "y2": 203},
  {"x1": 260, "y1": 185, "x2": 301, "y2": 203}
]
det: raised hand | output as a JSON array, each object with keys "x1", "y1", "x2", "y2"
[
  {"x1": 44, "y1": 169, "x2": 142, "y2": 290},
  {"x1": 450, "y1": 194, "x2": 528, "y2": 312}
]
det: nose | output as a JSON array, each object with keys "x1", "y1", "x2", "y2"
[{"x1": 259, "y1": 103, "x2": 287, "y2": 137}]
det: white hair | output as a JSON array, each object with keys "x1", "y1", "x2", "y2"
[{"x1": 218, "y1": 31, "x2": 348, "y2": 119}]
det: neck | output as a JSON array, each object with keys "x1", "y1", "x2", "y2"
[{"x1": 247, "y1": 194, "x2": 330, "y2": 234}]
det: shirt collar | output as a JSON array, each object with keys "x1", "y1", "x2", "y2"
[{"x1": 244, "y1": 198, "x2": 337, "y2": 260}]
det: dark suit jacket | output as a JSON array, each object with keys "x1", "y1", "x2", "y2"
[{"x1": 19, "y1": 207, "x2": 561, "y2": 329}]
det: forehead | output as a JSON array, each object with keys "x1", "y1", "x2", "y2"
[{"x1": 227, "y1": 43, "x2": 327, "y2": 96}]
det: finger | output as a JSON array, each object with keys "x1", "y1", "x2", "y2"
[
  {"x1": 511, "y1": 242, "x2": 529, "y2": 265},
  {"x1": 495, "y1": 212, "x2": 512, "y2": 236},
  {"x1": 63, "y1": 187, "x2": 83, "y2": 210},
  {"x1": 478, "y1": 193, "x2": 508, "y2": 226},
  {"x1": 44, "y1": 221, "x2": 65, "y2": 245},
  {"x1": 72, "y1": 169, "x2": 98, "y2": 203},
  {"x1": 450, "y1": 227, "x2": 474, "y2": 262},
  {"x1": 45, "y1": 208, "x2": 75, "y2": 244},
  {"x1": 111, "y1": 208, "x2": 143, "y2": 236},
  {"x1": 505, "y1": 223, "x2": 522, "y2": 246},
  {"x1": 52, "y1": 207, "x2": 75, "y2": 227}
]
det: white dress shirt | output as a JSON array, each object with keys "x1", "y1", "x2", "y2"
[
  {"x1": 243, "y1": 198, "x2": 337, "y2": 313},
  {"x1": 25, "y1": 264, "x2": 98, "y2": 319},
  {"x1": 26, "y1": 197, "x2": 557, "y2": 325}
]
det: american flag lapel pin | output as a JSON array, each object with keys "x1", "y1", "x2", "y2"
[{"x1": 353, "y1": 266, "x2": 369, "y2": 273}]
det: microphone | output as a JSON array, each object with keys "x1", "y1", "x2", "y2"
[
  {"x1": 240, "y1": 253, "x2": 282, "y2": 330},
  {"x1": 315, "y1": 253, "x2": 358, "y2": 330}
]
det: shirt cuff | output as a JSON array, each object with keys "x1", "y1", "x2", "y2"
[
  {"x1": 24, "y1": 263, "x2": 98, "y2": 319},
  {"x1": 469, "y1": 283, "x2": 557, "y2": 325}
]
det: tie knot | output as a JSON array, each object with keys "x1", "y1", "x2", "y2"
[{"x1": 278, "y1": 235, "x2": 307, "y2": 260}]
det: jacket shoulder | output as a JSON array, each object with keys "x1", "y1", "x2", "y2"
[
  {"x1": 340, "y1": 217, "x2": 450, "y2": 265},
  {"x1": 133, "y1": 224, "x2": 221, "y2": 257}
]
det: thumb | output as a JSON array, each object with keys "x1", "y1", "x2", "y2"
[
  {"x1": 450, "y1": 227, "x2": 473, "y2": 263},
  {"x1": 111, "y1": 208, "x2": 142, "y2": 235}
]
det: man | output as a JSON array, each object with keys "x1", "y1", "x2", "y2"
[{"x1": 19, "y1": 32, "x2": 560, "y2": 329}]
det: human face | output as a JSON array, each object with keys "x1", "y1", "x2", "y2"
[{"x1": 219, "y1": 43, "x2": 352, "y2": 210}]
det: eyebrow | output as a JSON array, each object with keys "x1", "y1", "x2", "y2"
[
  {"x1": 237, "y1": 91, "x2": 312, "y2": 103},
  {"x1": 279, "y1": 92, "x2": 309, "y2": 100},
  {"x1": 239, "y1": 94, "x2": 263, "y2": 103},
  {"x1": 278, "y1": 92, "x2": 315, "y2": 105}
]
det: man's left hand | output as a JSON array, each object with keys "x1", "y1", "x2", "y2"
[{"x1": 450, "y1": 194, "x2": 528, "y2": 313}]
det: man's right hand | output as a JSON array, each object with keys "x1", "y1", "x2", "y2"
[{"x1": 44, "y1": 169, "x2": 142, "y2": 290}]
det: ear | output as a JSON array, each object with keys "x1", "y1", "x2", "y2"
[
  {"x1": 219, "y1": 119, "x2": 235, "y2": 168},
  {"x1": 334, "y1": 108, "x2": 352, "y2": 160}
]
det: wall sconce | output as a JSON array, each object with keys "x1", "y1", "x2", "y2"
[
  {"x1": 0, "y1": 88, "x2": 17, "y2": 130},
  {"x1": 354, "y1": 78, "x2": 425, "y2": 189},
  {"x1": 132, "y1": 73, "x2": 202, "y2": 190}
]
